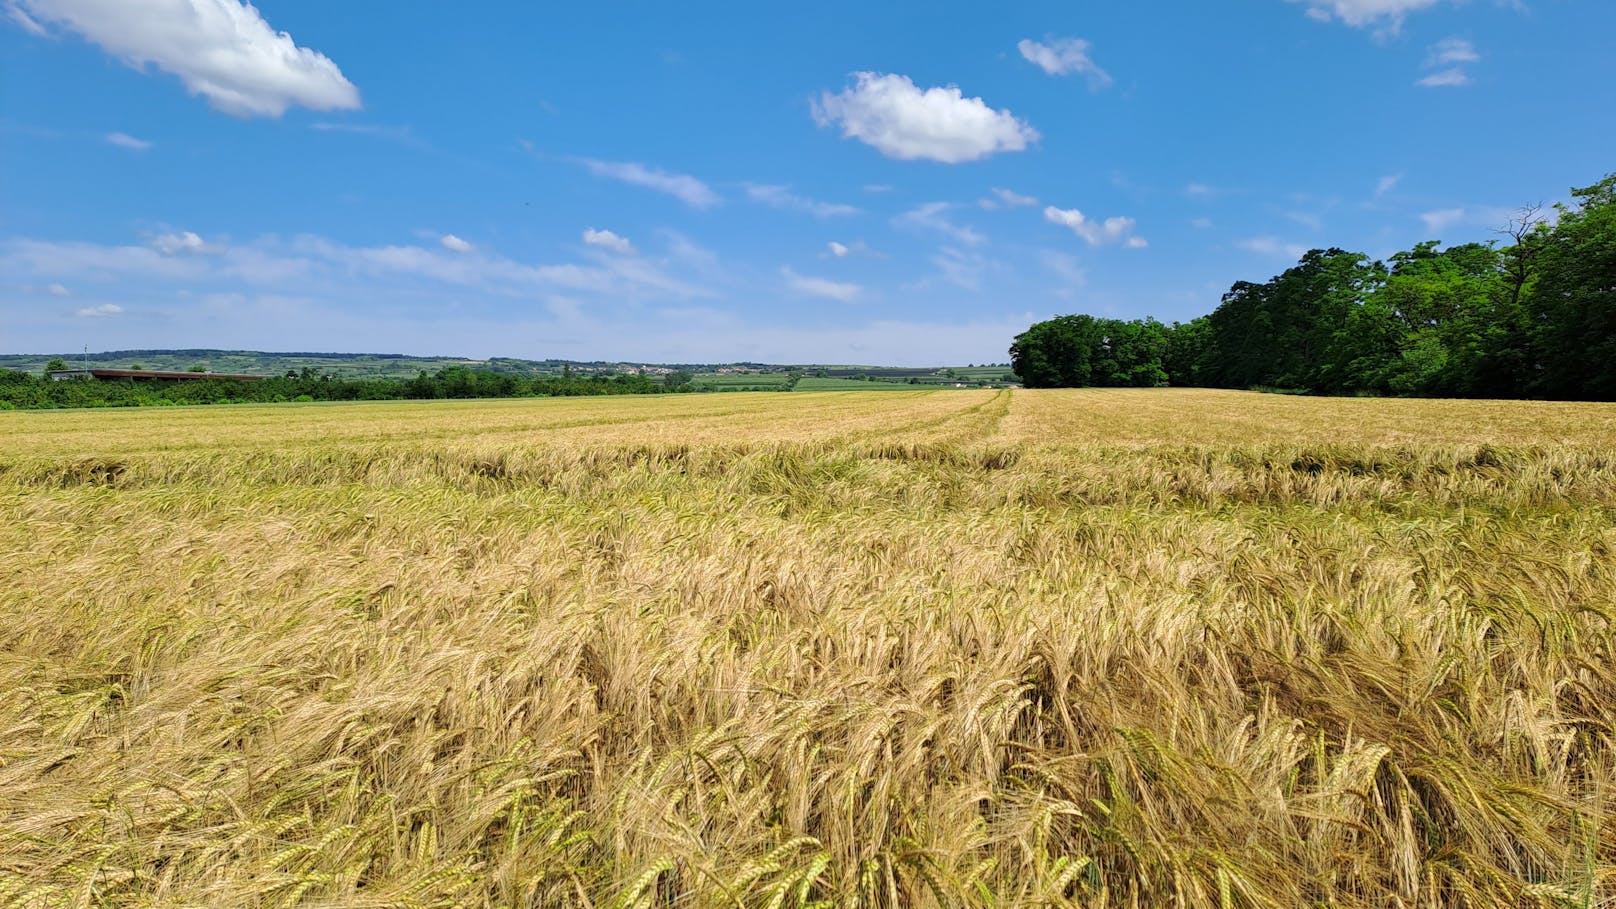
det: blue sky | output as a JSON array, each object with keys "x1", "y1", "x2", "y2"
[{"x1": 3, "y1": 0, "x2": 1612, "y2": 364}]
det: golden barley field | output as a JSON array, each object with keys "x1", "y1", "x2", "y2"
[{"x1": 2, "y1": 388, "x2": 1614, "y2": 908}]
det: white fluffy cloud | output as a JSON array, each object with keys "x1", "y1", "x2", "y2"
[
  {"x1": 582, "y1": 228, "x2": 634, "y2": 254},
  {"x1": 745, "y1": 184, "x2": 858, "y2": 218},
  {"x1": 440, "y1": 234, "x2": 473, "y2": 253},
  {"x1": 104, "y1": 131, "x2": 152, "y2": 150},
  {"x1": 46, "y1": 282, "x2": 71, "y2": 296},
  {"x1": 827, "y1": 241, "x2": 850, "y2": 257},
  {"x1": 895, "y1": 203, "x2": 985, "y2": 247},
  {"x1": 782, "y1": 266, "x2": 860, "y2": 302},
  {"x1": 1017, "y1": 38, "x2": 1112, "y2": 89},
  {"x1": 1375, "y1": 174, "x2": 1402, "y2": 197},
  {"x1": 75, "y1": 302, "x2": 122, "y2": 318},
  {"x1": 1043, "y1": 206, "x2": 1146, "y2": 248},
  {"x1": 1288, "y1": 0, "x2": 1446, "y2": 31},
  {"x1": 812, "y1": 72, "x2": 1038, "y2": 164},
  {"x1": 577, "y1": 158, "x2": 720, "y2": 209},
  {"x1": 17, "y1": 0, "x2": 360, "y2": 117}
]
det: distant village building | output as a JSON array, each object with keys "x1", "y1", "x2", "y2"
[{"x1": 49, "y1": 369, "x2": 264, "y2": 382}]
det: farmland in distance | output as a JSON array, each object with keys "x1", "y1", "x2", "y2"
[{"x1": 2, "y1": 389, "x2": 1613, "y2": 907}]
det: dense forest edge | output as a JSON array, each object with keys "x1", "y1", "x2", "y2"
[{"x1": 1011, "y1": 173, "x2": 1616, "y2": 400}]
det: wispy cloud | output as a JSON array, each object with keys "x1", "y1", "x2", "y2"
[
  {"x1": 1420, "y1": 208, "x2": 1466, "y2": 233},
  {"x1": 978, "y1": 188, "x2": 1038, "y2": 210},
  {"x1": 1040, "y1": 250, "x2": 1087, "y2": 298},
  {"x1": 3, "y1": 229, "x2": 717, "y2": 304},
  {"x1": 745, "y1": 184, "x2": 858, "y2": 218},
  {"x1": 104, "y1": 131, "x2": 152, "y2": 151},
  {"x1": 782, "y1": 266, "x2": 860, "y2": 302},
  {"x1": 1418, "y1": 37, "x2": 1479, "y2": 87},
  {"x1": 1417, "y1": 68, "x2": 1471, "y2": 88},
  {"x1": 1236, "y1": 236, "x2": 1308, "y2": 259},
  {"x1": 1426, "y1": 37, "x2": 1480, "y2": 66},
  {"x1": 824, "y1": 240, "x2": 880, "y2": 260},
  {"x1": 1017, "y1": 37, "x2": 1112, "y2": 89},
  {"x1": 150, "y1": 231, "x2": 209, "y2": 255},
  {"x1": 6, "y1": 3, "x2": 47, "y2": 35},
  {"x1": 930, "y1": 246, "x2": 997, "y2": 291},
  {"x1": 895, "y1": 203, "x2": 985, "y2": 246},
  {"x1": 577, "y1": 158, "x2": 720, "y2": 209},
  {"x1": 1288, "y1": 0, "x2": 1447, "y2": 35},
  {"x1": 1282, "y1": 210, "x2": 1324, "y2": 231}
]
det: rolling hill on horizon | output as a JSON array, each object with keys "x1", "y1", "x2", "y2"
[{"x1": 0, "y1": 349, "x2": 1016, "y2": 383}]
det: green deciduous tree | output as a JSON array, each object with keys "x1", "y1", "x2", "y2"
[
  {"x1": 1009, "y1": 170, "x2": 1616, "y2": 401},
  {"x1": 1009, "y1": 315, "x2": 1172, "y2": 388},
  {"x1": 1529, "y1": 175, "x2": 1616, "y2": 399}
]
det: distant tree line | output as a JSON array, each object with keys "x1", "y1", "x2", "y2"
[
  {"x1": 1011, "y1": 174, "x2": 1616, "y2": 400},
  {"x1": 0, "y1": 366, "x2": 717, "y2": 410}
]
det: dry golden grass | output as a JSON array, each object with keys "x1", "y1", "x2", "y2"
[{"x1": 1, "y1": 388, "x2": 1613, "y2": 908}]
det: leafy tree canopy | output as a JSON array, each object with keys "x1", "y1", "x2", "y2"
[{"x1": 1011, "y1": 171, "x2": 1616, "y2": 401}]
